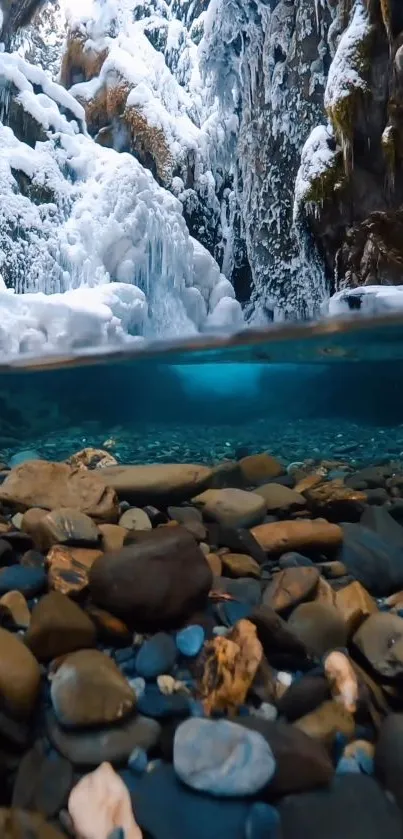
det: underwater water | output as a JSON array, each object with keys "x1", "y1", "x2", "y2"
[{"x1": 1, "y1": 312, "x2": 403, "y2": 466}]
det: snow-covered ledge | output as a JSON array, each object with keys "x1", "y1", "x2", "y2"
[{"x1": 325, "y1": 286, "x2": 403, "y2": 317}]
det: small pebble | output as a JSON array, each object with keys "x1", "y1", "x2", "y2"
[
  {"x1": 176, "y1": 625, "x2": 205, "y2": 657},
  {"x1": 128, "y1": 746, "x2": 149, "y2": 774}
]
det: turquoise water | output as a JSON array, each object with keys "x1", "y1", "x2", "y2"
[{"x1": 1, "y1": 312, "x2": 403, "y2": 466}]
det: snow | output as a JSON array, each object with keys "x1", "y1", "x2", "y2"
[
  {"x1": 324, "y1": 1, "x2": 370, "y2": 116},
  {"x1": 326, "y1": 286, "x2": 403, "y2": 317},
  {"x1": 0, "y1": 52, "x2": 85, "y2": 125},
  {"x1": 293, "y1": 123, "x2": 339, "y2": 218}
]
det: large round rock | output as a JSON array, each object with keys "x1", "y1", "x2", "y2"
[{"x1": 89, "y1": 527, "x2": 212, "y2": 627}]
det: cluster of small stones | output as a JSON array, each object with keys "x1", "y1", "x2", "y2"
[{"x1": 1, "y1": 448, "x2": 403, "y2": 837}]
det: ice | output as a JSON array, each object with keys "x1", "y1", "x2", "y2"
[
  {"x1": 326, "y1": 286, "x2": 403, "y2": 317},
  {"x1": 324, "y1": 1, "x2": 370, "y2": 119},
  {"x1": 204, "y1": 296, "x2": 244, "y2": 332},
  {"x1": 293, "y1": 124, "x2": 340, "y2": 219}
]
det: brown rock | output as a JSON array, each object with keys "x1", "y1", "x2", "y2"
[
  {"x1": 221, "y1": 552, "x2": 261, "y2": 579},
  {"x1": 206, "y1": 553, "x2": 223, "y2": 576},
  {"x1": 0, "y1": 461, "x2": 119, "y2": 522},
  {"x1": 119, "y1": 507, "x2": 152, "y2": 530},
  {"x1": 302, "y1": 480, "x2": 367, "y2": 522},
  {"x1": 67, "y1": 448, "x2": 118, "y2": 470},
  {"x1": 26, "y1": 591, "x2": 96, "y2": 661},
  {"x1": 192, "y1": 488, "x2": 266, "y2": 529},
  {"x1": 21, "y1": 507, "x2": 48, "y2": 541},
  {"x1": 0, "y1": 590, "x2": 30, "y2": 628},
  {"x1": 324, "y1": 651, "x2": 359, "y2": 713},
  {"x1": 98, "y1": 523, "x2": 127, "y2": 552},
  {"x1": 263, "y1": 567, "x2": 320, "y2": 614},
  {"x1": 294, "y1": 474, "x2": 324, "y2": 494},
  {"x1": 239, "y1": 453, "x2": 284, "y2": 485},
  {"x1": 287, "y1": 602, "x2": 348, "y2": 657},
  {"x1": 85, "y1": 605, "x2": 131, "y2": 645},
  {"x1": 208, "y1": 461, "x2": 244, "y2": 489},
  {"x1": 50, "y1": 650, "x2": 135, "y2": 727},
  {"x1": 255, "y1": 483, "x2": 306, "y2": 513},
  {"x1": 99, "y1": 463, "x2": 213, "y2": 505},
  {"x1": 68, "y1": 761, "x2": 142, "y2": 839},
  {"x1": 318, "y1": 560, "x2": 348, "y2": 579},
  {"x1": 199, "y1": 619, "x2": 263, "y2": 715},
  {"x1": 28, "y1": 508, "x2": 101, "y2": 551},
  {"x1": 385, "y1": 591, "x2": 403, "y2": 610},
  {"x1": 0, "y1": 810, "x2": 65, "y2": 839},
  {"x1": 294, "y1": 699, "x2": 355, "y2": 747},
  {"x1": 0, "y1": 627, "x2": 40, "y2": 717},
  {"x1": 353, "y1": 612, "x2": 403, "y2": 679},
  {"x1": 315, "y1": 577, "x2": 337, "y2": 607},
  {"x1": 47, "y1": 545, "x2": 103, "y2": 597},
  {"x1": 335, "y1": 581, "x2": 378, "y2": 635},
  {"x1": 251, "y1": 519, "x2": 342, "y2": 555}
]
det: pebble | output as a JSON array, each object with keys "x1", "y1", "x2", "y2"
[
  {"x1": 176, "y1": 625, "x2": 205, "y2": 657},
  {"x1": 287, "y1": 602, "x2": 348, "y2": 658},
  {"x1": 119, "y1": 507, "x2": 152, "y2": 530},
  {"x1": 245, "y1": 802, "x2": 282, "y2": 839},
  {"x1": 136, "y1": 632, "x2": 177, "y2": 678},
  {"x1": 26, "y1": 591, "x2": 96, "y2": 661},
  {"x1": 47, "y1": 710, "x2": 161, "y2": 766},
  {"x1": 0, "y1": 565, "x2": 46, "y2": 597},
  {"x1": 128, "y1": 746, "x2": 149, "y2": 773}
]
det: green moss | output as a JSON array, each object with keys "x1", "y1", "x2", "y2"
[{"x1": 304, "y1": 155, "x2": 345, "y2": 211}]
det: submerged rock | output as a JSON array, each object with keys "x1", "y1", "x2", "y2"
[
  {"x1": 99, "y1": 464, "x2": 213, "y2": 505},
  {"x1": 26, "y1": 591, "x2": 96, "y2": 661},
  {"x1": 68, "y1": 761, "x2": 142, "y2": 839}
]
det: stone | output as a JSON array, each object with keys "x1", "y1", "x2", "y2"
[
  {"x1": 176, "y1": 625, "x2": 205, "y2": 657},
  {"x1": 12, "y1": 740, "x2": 73, "y2": 818},
  {"x1": 46, "y1": 544, "x2": 103, "y2": 596},
  {"x1": 119, "y1": 507, "x2": 152, "y2": 530},
  {"x1": 0, "y1": 810, "x2": 66, "y2": 839},
  {"x1": 206, "y1": 553, "x2": 222, "y2": 576},
  {"x1": 375, "y1": 713, "x2": 403, "y2": 810},
  {"x1": 199, "y1": 619, "x2": 262, "y2": 716},
  {"x1": 132, "y1": 763, "x2": 251, "y2": 839},
  {"x1": 236, "y1": 716, "x2": 334, "y2": 795},
  {"x1": 251, "y1": 520, "x2": 342, "y2": 556},
  {"x1": 20, "y1": 548, "x2": 45, "y2": 569},
  {"x1": 0, "y1": 460, "x2": 119, "y2": 522},
  {"x1": 263, "y1": 567, "x2": 320, "y2": 614},
  {"x1": 335, "y1": 581, "x2": 378, "y2": 635},
  {"x1": 174, "y1": 718, "x2": 275, "y2": 796},
  {"x1": 239, "y1": 453, "x2": 285, "y2": 485},
  {"x1": 353, "y1": 612, "x2": 403, "y2": 679},
  {"x1": 0, "y1": 564, "x2": 46, "y2": 597},
  {"x1": 294, "y1": 700, "x2": 355, "y2": 748},
  {"x1": 21, "y1": 507, "x2": 48, "y2": 543},
  {"x1": 137, "y1": 685, "x2": 189, "y2": 718},
  {"x1": 278, "y1": 775, "x2": 403, "y2": 839},
  {"x1": 0, "y1": 539, "x2": 14, "y2": 566},
  {"x1": 324, "y1": 651, "x2": 359, "y2": 713},
  {"x1": 206, "y1": 524, "x2": 268, "y2": 565},
  {"x1": 85, "y1": 605, "x2": 131, "y2": 645},
  {"x1": 245, "y1": 803, "x2": 281, "y2": 839},
  {"x1": 250, "y1": 607, "x2": 308, "y2": 675},
  {"x1": 360, "y1": 506, "x2": 403, "y2": 548},
  {"x1": 68, "y1": 761, "x2": 142, "y2": 839},
  {"x1": 0, "y1": 590, "x2": 30, "y2": 628},
  {"x1": 0, "y1": 627, "x2": 40, "y2": 717},
  {"x1": 89, "y1": 527, "x2": 212, "y2": 627},
  {"x1": 0, "y1": 530, "x2": 34, "y2": 552},
  {"x1": 26, "y1": 508, "x2": 101, "y2": 551},
  {"x1": 279, "y1": 552, "x2": 315, "y2": 569},
  {"x1": 26, "y1": 591, "x2": 96, "y2": 661},
  {"x1": 319, "y1": 561, "x2": 348, "y2": 579},
  {"x1": 255, "y1": 483, "x2": 306, "y2": 513},
  {"x1": 287, "y1": 602, "x2": 348, "y2": 657},
  {"x1": 343, "y1": 739, "x2": 374, "y2": 772},
  {"x1": 276, "y1": 674, "x2": 330, "y2": 722},
  {"x1": 340, "y1": 523, "x2": 403, "y2": 596},
  {"x1": 98, "y1": 523, "x2": 127, "y2": 551},
  {"x1": 67, "y1": 448, "x2": 118, "y2": 470},
  {"x1": 47, "y1": 709, "x2": 161, "y2": 766},
  {"x1": 314, "y1": 577, "x2": 337, "y2": 607},
  {"x1": 302, "y1": 480, "x2": 366, "y2": 522},
  {"x1": 51, "y1": 649, "x2": 136, "y2": 727},
  {"x1": 212, "y1": 576, "x2": 262, "y2": 605},
  {"x1": 100, "y1": 463, "x2": 213, "y2": 505},
  {"x1": 167, "y1": 506, "x2": 203, "y2": 525},
  {"x1": 221, "y1": 552, "x2": 261, "y2": 578},
  {"x1": 135, "y1": 633, "x2": 177, "y2": 679},
  {"x1": 192, "y1": 488, "x2": 266, "y2": 529}
]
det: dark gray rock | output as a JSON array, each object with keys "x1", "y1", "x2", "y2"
[{"x1": 340, "y1": 523, "x2": 403, "y2": 596}]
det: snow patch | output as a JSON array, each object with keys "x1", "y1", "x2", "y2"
[{"x1": 326, "y1": 286, "x2": 403, "y2": 317}]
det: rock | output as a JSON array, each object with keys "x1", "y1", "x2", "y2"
[
  {"x1": 0, "y1": 627, "x2": 40, "y2": 717},
  {"x1": 137, "y1": 684, "x2": 189, "y2": 718},
  {"x1": 46, "y1": 544, "x2": 103, "y2": 597},
  {"x1": 251, "y1": 520, "x2": 342, "y2": 556},
  {"x1": 0, "y1": 564, "x2": 46, "y2": 597},
  {"x1": 51, "y1": 649, "x2": 136, "y2": 727},
  {"x1": 20, "y1": 548, "x2": 45, "y2": 568},
  {"x1": 98, "y1": 523, "x2": 127, "y2": 551},
  {"x1": 47, "y1": 710, "x2": 161, "y2": 766},
  {"x1": 314, "y1": 577, "x2": 337, "y2": 607},
  {"x1": 174, "y1": 717, "x2": 275, "y2": 796},
  {"x1": 250, "y1": 604, "x2": 308, "y2": 668},
  {"x1": 294, "y1": 700, "x2": 355, "y2": 747},
  {"x1": 26, "y1": 591, "x2": 96, "y2": 661},
  {"x1": 375, "y1": 713, "x2": 403, "y2": 810},
  {"x1": 21, "y1": 507, "x2": 48, "y2": 543},
  {"x1": 11, "y1": 512, "x2": 23, "y2": 529},
  {"x1": 302, "y1": 480, "x2": 366, "y2": 522},
  {"x1": 353, "y1": 612, "x2": 403, "y2": 679},
  {"x1": 132, "y1": 763, "x2": 250, "y2": 839},
  {"x1": 192, "y1": 488, "x2": 266, "y2": 529},
  {"x1": 279, "y1": 552, "x2": 315, "y2": 569},
  {"x1": 26, "y1": 508, "x2": 101, "y2": 551},
  {"x1": 263, "y1": 567, "x2": 320, "y2": 615},
  {"x1": 85, "y1": 605, "x2": 131, "y2": 645},
  {"x1": 276, "y1": 674, "x2": 330, "y2": 721},
  {"x1": 206, "y1": 524, "x2": 268, "y2": 565},
  {"x1": 12, "y1": 740, "x2": 73, "y2": 818},
  {"x1": 67, "y1": 448, "x2": 118, "y2": 470},
  {"x1": 0, "y1": 530, "x2": 34, "y2": 553},
  {"x1": 255, "y1": 483, "x2": 306, "y2": 514},
  {"x1": 335, "y1": 581, "x2": 378, "y2": 635},
  {"x1": 236, "y1": 716, "x2": 334, "y2": 795},
  {"x1": 176, "y1": 625, "x2": 205, "y2": 657},
  {"x1": 100, "y1": 464, "x2": 213, "y2": 505},
  {"x1": 89, "y1": 527, "x2": 212, "y2": 627},
  {"x1": 119, "y1": 507, "x2": 152, "y2": 530},
  {"x1": 287, "y1": 602, "x2": 348, "y2": 657},
  {"x1": 324, "y1": 651, "x2": 358, "y2": 713},
  {"x1": 340, "y1": 523, "x2": 403, "y2": 596},
  {"x1": 68, "y1": 761, "x2": 142, "y2": 839},
  {"x1": 199, "y1": 619, "x2": 262, "y2": 715},
  {"x1": 343, "y1": 739, "x2": 374, "y2": 771},
  {"x1": 245, "y1": 803, "x2": 281, "y2": 839},
  {"x1": 0, "y1": 539, "x2": 14, "y2": 566},
  {"x1": 206, "y1": 553, "x2": 222, "y2": 576},
  {"x1": 239, "y1": 453, "x2": 285, "y2": 485},
  {"x1": 135, "y1": 633, "x2": 177, "y2": 679},
  {"x1": 211, "y1": 576, "x2": 262, "y2": 605},
  {"x1": 361, "y1": 506, "x2": 403, "y2": 547},
  {"x1": 167, "y1": 506, "x2": 203, "y2": 525},
  {"x1": 278, "y1": 775, "x2": 403, "y2": 839},
  {"x1": 221, "y1": 552, "x2": 261, "y2": 578},
  {"x1": 0, "y1": 810, "x2": 66, "y2": 839},
  {"x1": 0, "y1": 590, "x2": 30, "y2": 628},
  {"x1": 319, "y1": 561, "x2": 348, "y2": 579},
  {"x1": 0, "y1": 461, "x2": 119, "y2": 522},
  {"x1": 346, "y1": 466, "x2": 391, "y2": 489}
]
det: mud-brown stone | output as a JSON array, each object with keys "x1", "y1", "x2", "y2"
[
  {"x1": 26, "y1": 591, "x2": 96, "y2": 661},
  {"x1": 47, "y1": 545, "x2": 103, "y2": 597},
  {"x1": 335, "y1": 581, "x2": 378, "y2": 635},
  {"x1": 263, "y1": 567, "x2": 320, "y2": 614},
  {"x1": 199, "y1": 619, "x2": 263, "y2": 716}
]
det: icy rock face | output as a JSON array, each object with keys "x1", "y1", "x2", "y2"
[{"x1": 295, "y1": 0, "x2": 403, "y2": 292}]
